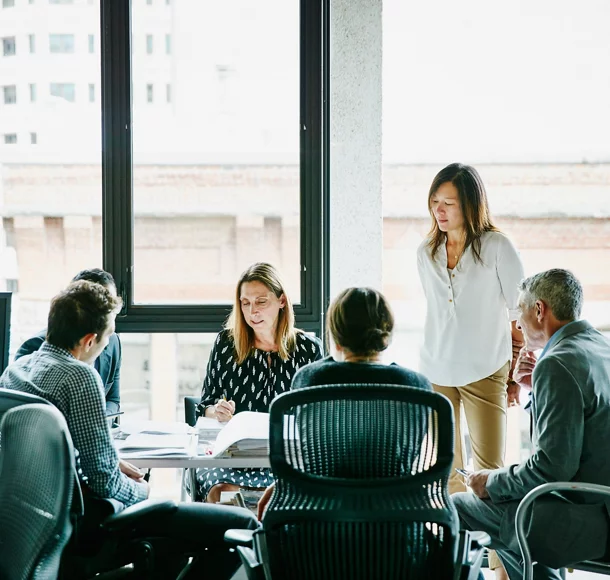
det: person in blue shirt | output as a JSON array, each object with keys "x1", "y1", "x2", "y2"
[
  {"x1": 15, "y1": 268, "x2": 122, "y2": 415},
  {"x1": 2, "y1": 279, "x2": 257, "y2": 578}
]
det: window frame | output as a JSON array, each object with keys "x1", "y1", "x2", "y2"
[{"x1": 100, "y1": 0, "x2": 328, "y2": 335}]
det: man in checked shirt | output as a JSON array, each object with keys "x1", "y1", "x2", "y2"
[{"x1": 0, "y1": 280, "x2": 256, "y2": 578}]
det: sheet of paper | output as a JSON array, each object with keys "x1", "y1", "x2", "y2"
[
  {"x1": 119, "y1": 447, "x2": 191, "y2": 458},
  {"x1": 118, "y1": 420, "x2": 192, "y2": 436}
]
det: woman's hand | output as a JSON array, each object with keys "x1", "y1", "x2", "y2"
[
  {"x1": 257, "y1": 483, "x2": 275, "y2": 521},
  {"x1": 214, "y1": 399, "x2": 236, "y2": 422}
]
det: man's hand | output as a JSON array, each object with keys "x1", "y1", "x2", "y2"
[
  {"x1": 214, "y1": 399, "x2": 236, "y2": 422},
  {"x1": 119, "y1": 459, "x2": 144, "y2": 482},
  {"x1": 513, "y1": 348, "x2": 537, "y2": 392},
  {"x1": 257, "y1": 483, "x2": 275, "y2": 521},
  {"x1": 466, "y1": 470, "x2": 491, "y2": 499}
]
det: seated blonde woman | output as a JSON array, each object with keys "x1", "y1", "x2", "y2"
[{"x1": 196, "y1": 262, "x2": 323, "y2": 503}]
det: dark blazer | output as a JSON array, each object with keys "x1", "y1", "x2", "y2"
[
  {"x1": 486, "y1": 320, "x2": 610, "y2": 567},
  {"x1": 15, "y1": 330, "x2": 122, "y2": 415}
]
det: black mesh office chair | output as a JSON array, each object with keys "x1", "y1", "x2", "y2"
[
  {"x1": 0, "y1": 389, "x2": 180, "y2": 579},
  {"x1": 226, "y1": 384, "x2": 489, "y2": 580},
  {"x1": 0, "y1": 403, "x2": 75, "y2": 580}
]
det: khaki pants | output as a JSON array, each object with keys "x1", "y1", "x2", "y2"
[{"x1": 434, "y1": 361, "x2": 510, "y2": 571}]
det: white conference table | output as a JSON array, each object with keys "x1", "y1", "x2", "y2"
[
  {"x1": 116, "y1": 420, "x2": 271, "y2": 500},
  {"x1": 126, "y1": 456, "x2": 271, "y2": 469}
]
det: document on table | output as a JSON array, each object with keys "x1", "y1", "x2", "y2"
[
  {"x1": 117, "y1": 420, "x2": 192, "y2": 436},
  {"x1": 116, "y1": 432, "x2": 193, "y2": 457},
  {"x1": 211, "y1": 411, "x2": 269, "y2": 458},
  {"x1": 195, "y1": 416, "x2": 224, "y2": 443}
]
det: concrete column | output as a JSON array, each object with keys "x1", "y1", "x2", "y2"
[
  {"x1": 330, "y1": 0, "x2": 383, "y2": 297},
  {"x1": 149, "y1": 333, "x2": 179, "y2": 495}
]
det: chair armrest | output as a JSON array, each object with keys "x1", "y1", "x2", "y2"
[
  {"x1": 102, "y1": 499, "x2": 178, "y2": 533},
  {"x1": 225, "y1": 528, "x2": 255, "y2": 547},
  {"x1": 516, "y1": 482, "x2": 610, "y2": 580},
  {"x1": 235, "y1": 546, "x2": 265, "y2": 580},
  {"x1": 455, "y1": 530, "x2": 490, "y2": 580}
]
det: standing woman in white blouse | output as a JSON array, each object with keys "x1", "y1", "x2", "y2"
[{"x1": 417, "y1": 163, "x2": 524, "y2": 579}]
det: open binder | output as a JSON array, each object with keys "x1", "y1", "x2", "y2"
[{"x1": 210, "y1": 411, "x2": 269, "y2": 457}]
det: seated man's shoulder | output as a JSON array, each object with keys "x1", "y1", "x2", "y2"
[{"x1": 59, "y1": 358, "x2": 104, "y2": 388}]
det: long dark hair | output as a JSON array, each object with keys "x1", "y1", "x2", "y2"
[{"x1": 427, "y1": 163, "x2": 499, "y2": 264}]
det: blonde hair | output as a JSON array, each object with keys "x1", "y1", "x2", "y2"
[{"x1": 225, "y1": 262, "x2": 297, "y2": 364}]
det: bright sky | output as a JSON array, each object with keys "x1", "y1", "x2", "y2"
[{"x1": 383, "y1": 0, "x2": 610, "y2": 164}]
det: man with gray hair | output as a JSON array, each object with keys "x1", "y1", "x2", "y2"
[{"x1": 453, "y1": 268, "x2": 610, "y2": 579}]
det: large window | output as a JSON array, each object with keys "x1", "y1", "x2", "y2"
[
  {"x1": 104, "y1": 0, "x2": 324, "y2": 334},
  {"x1": 0, "y1": 4, "x2": 102, "y2": 357},
  {"x1": 0, "y1": 0, "x2": 325, "y2": 426},
  {"x1": 382, "y1": 0, "x2": 610, "y2": 465}
]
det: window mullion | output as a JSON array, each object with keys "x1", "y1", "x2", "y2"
[{"x1": 101, "y1": 0, "x2": 133, "y2": 317}]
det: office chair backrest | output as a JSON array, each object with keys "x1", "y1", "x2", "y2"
[
  {"x1": 265, "y1": 384, "x2": 458, "y2": 580},
  {"x1": 0, "y1": 388, "x2": 49, "y2": 419},
  {"x1": 0, "y1": 403, "x2": 75, "y2": 580}
]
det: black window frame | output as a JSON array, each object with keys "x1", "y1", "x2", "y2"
[{"x1": 101, "y1": 0, "x2": 328, "y2": 336}]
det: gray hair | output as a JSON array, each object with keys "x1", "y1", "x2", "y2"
[{"x1": 518, "y1": 269, "x2": 583, "y2": 321}]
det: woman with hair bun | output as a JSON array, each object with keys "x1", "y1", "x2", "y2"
[
  {"x1": 256, "y1": 287, "x2": 431, "y2": 520},
  {"x1": 291, "y1": 287, "x2": 431, "y2": 390}
]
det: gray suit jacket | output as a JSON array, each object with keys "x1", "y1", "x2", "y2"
[{"x1": 486, "y1": 320, "x2": 610, "y2": 566}]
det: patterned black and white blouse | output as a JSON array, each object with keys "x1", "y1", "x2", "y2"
[
  {"x1": 195, "y1": 328, "x2": 323, "y2": 499},
  {"x1": 198, "y1": 329, "x2": 323, "y2": 415}
]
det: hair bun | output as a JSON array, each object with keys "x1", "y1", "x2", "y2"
[{"x1": 361, "y1": 328, "x2": 391, "y2": 353}]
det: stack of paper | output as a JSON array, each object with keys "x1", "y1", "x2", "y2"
[
  {"x1": 211, "y1": 411, "x2": 269, "y2": 458},
  {"x1": 116, "y1": 432, "x2": 193, "y2": 458},
  {"x1": 195, "y1": 416, "x2": 225, "y2": 444}
]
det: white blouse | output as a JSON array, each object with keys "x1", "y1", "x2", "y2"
[{"x1": 417, "y1": 231, "x2": 524, "y2": 387}]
